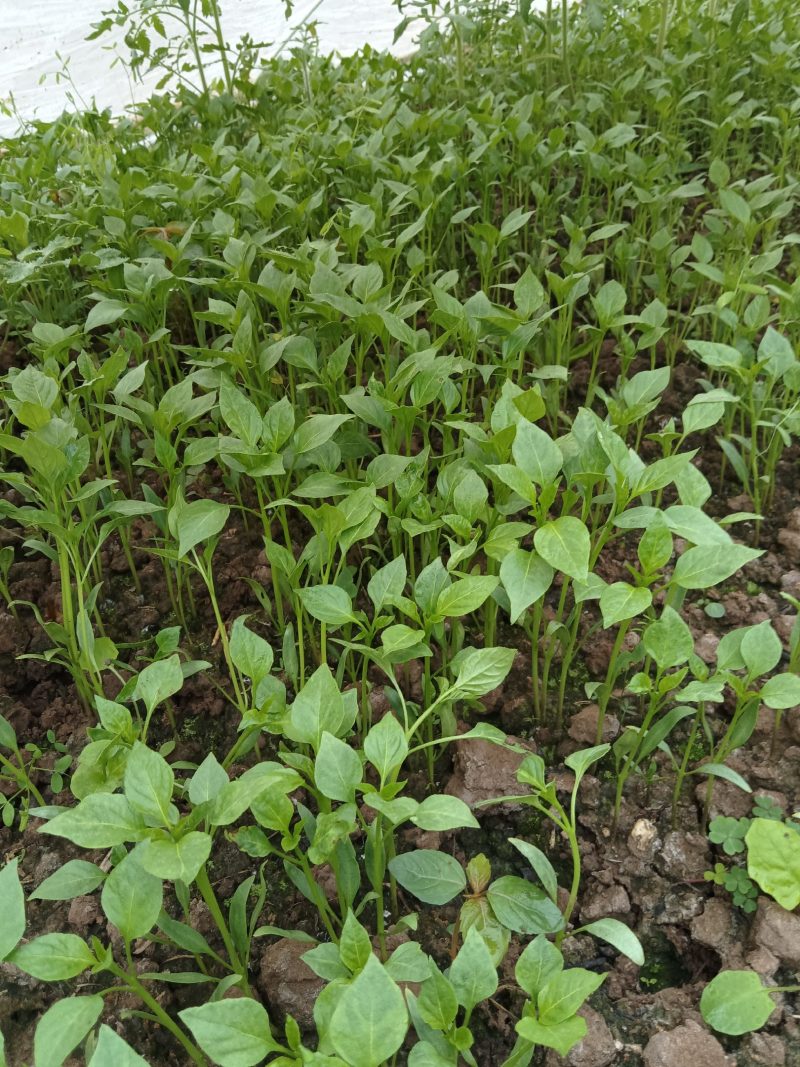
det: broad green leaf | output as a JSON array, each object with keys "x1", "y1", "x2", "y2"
[
  {"x1": 761, "y1": 673, "x2": 800, "y2": 710},
  {"x1": 315, "y1": 732, "x2": 363, "y2": 802},
  {"x1": 339, "y1": 911, "x2": 372, "y2": 974},
  {"x1": 219, "y1": 376, "x2": 261, "y2": 448},
  {"x1": 385, "y1": 941, "x2": 431, "y2": 983},
  {"x1": 364, "y1": 714, "x2": 408, "y2": 781},
  {"x1": 740, "y1": 621, "x2": 782, "y2": 678},
  {"x1": 512, "y1": 419, "x2": 562, "y2": 487},
  {"x1": 534, "y1": 518, "x2": 590, "y2": 582},
  {"x1": 410, "y1": 795, "x2": 479, "y2": 831},
  {"x1": 580, "y1": 918, "x2": 644, "y2": 965},
  {"x1": 701, "y1": 971, "x2": 774, "y2": 1036},
  {"x1": 135, "y1": 654, "x2": 184, "y2": 714},
  {"x1": 40, "y1": 793, "x2": 145, "y2": 848},
  {"x1": 229, "y1": 617, "x2": 273, "y2": 685},
  {"x1": 516, "y1": 1015, "x2": 586, "y2": 1057},
  {"x1": 0, "y1": 860, "x2": 25, "y2": 960},
  {"x1": 169, "y1": 499, "x2": 230, "y2": 558},
  {"x1": 599, "y1": 582, "x2": 652, "y2": 628},
  {"x1": 34, "y1": 995, "x2": 103, "y2": 1067},
  {"x1": 139, "y1": 832, "x2": 212, "y2": 883},
  {"x1": 417, "y1": 966, "x2": 459, "y2": 1030},
  {"x1": 9, "y1": 933, "x2": 95, "y2": 980},
  {"x1": 293, "y1": 414, "x2": 353, "y2": 455},
  {"x1": 367, "y1": 556, "x2": 407, "y2": 614},
  {"x1": 564, "y1": 744, "x2": 610, "y2": 786},
  {"x1": 449, "y1": 926, "x2": 498, "y2": 1011},
  {"x1": 31, "y1": 859, "x2": 105, "y2": 901},
  {"x1": 537, "y1": 967, "x2": 605, "y2": 1025},
  {"x1": 101, "y1": 853, "x2": 163, "y2": 941},
  {"x1": 89, "y1": 1025, "x2": 151, "y2": 1066},
  {"x1": 509, "y1": 838, "x2": 558, "y2": 902},
  {"x1": 329, "y1": 955, "x2": 408, "y2": 1067},
  {"x1": 515, "y1": 934, "x2": 563, "y2": 998},
  {"x1": 499, "y1": 550, "x2": 554, "y2": 624},
  {"x1": 180, "y1": 999, "x2": 281, "y2": 1066},
  {"x1": 486, "y1": 876, "x2": 564, "y2": 934},
  {"x1": 746, "y1": 818, "x2": 800, "y2": 910},
  {"x1": 287, "y1": 665, "x2": 357, "y2": 750},
  {"x1": 388, "y1": 850, "x2": 466, "y2": 905},
  {"x1": 672, "y1": 544, "x2": 761, "y2": 590},
  {"x1": 642, "y1": 606, "x2": 694, "y2": 669},
  {"x1": 451, "y1": 646, "x2": 516, "y2": 699},
  {"x1": 299, "y1": 585, "x2": 356, "y2": 627},
  {"x1": 188, "y1": 753, "x2": 229, "y2": 806},
  {"x1": 124, "y1": 741, "x2": 175, "y2": 825},
  {"x1": 434, "y1": 576, "x2": 498, "y2": 619}
]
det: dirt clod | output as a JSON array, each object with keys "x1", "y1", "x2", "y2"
[{"x1": 642, "y1": 1020, "x2": 731, "y2": 1067}]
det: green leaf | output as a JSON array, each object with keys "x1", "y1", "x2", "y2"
[
  {"x1": 537, "y1": 967, "x2": 605, "y2": 1024},
  {"x1": 339, "y1": 910, "x2": 373, "y2": 974},
  {"x1": 385, "y1": 941, "x2": 431, "y2": 983},
  {"x1": 31, "y1": 859, "x2": 105, "y2": 901},
  {"x1": 124, "y1": 741, "x2": 175, "y2": 825},
  {"x1": 188, "y1": 753, "x2": 229, "y2": 806},
  {"x1": 0, "y1": 860, "x2": 25, "y2": 960},
  {"x1": 564, "y1": 744, "x2": 610, "y2": 787},
  {"x1": 516, "y1": 1015, "x2": 587, "y2": 1057},
  {"x1": 719, "y1": 187, "x2": 751, "y2": 225},
  {"x1": 219, "y1": 376, "x2": 262, "y2": 448},
  {"x1": 673, "y1": 544, "x2": 761, "y2": 590},
  {"x1": 315, "y1": 732, "x2": 362, "y2": 802},
  {"x1": 499, "y1": 550, "x2": 554, "y2": 624},
  {"x1": 746, "y1": 818, "x2": 800, "y2": 910},
  {"x1": 229, "y1": 617, "x2": 273, "y2": 685},
  {"x1": 509, "y1": 838, "x2": 558, "y2": 902},
  {"x1": 34, "y1": 995, "x2": 103, "y2": 1067},
  {"x1": 286, "y1": 665, "x2": 356, "y2": 751},
  {"x1": 642, "y1": 606, "x2": 694, "y2": 669},
  {"x1": 85, "y1": 299, "x2": 128, "y2": 332},
  {"x1": 169, "y1": 498, "x2": 230, "y2": 558},
  {"x1": 89, "y1": 1025, "x2": 151, "y2": 1066},
  {"x1": 599, "y1": 582, "x2": 652, "y2": 628},
  {"x1": 512, "y1": 419, "x2": 562, "y2": 487},
  {"x1": 40, "y1": 794, "x2": 145, "y2": 848},
  {"x1": 417, "y1": 966, "x2": 459, "y2": 1030},
  {"x1": 180, "y1": 999, "x2": 280, "y2": 1067},
  {"x1": 329, "y1": 955, "x2": 408, "y2": 1067},
  {"x1": 410, "y1": 795, "x2": 479, "y2": 831},
  {"x1": 486, "y1": 876, "x2": 564, "y2": 934},
  {"x1": 740, "y1": 620, "x2": 782, "y2": 678},
  {"x1": 293, "y1": 414, "x2": 353, "y2": 455},
  {"x1": 434, "y1": 576, "x2": 498, "y2": 619},
  {"x1": 101, "y1": 853, "x2": 163, "y2": 941},
  {"x1": 364, "y1": 714, "x2": 408, "y2": 782},
  {"x1": 761, "y1": 673, "x2": 800, "y2": 710},
  {"x1": 701, "y1": 971, "x2": 775, "y2": 1035},
  {"x1": 139, "y1": 832, "x2": 212, "y2": 883},
  {"x1": 367, "y1": 556, "x2": 407, "y2": 614},
  {"x1": 135, "y1": 654, "x2": 184, "y2": 714},
  {"x1": 388, "y1": 850, "x2": 466, "y2": 905},
  {"x1": 299, "y1": 585, "x2": 356, "y2": 627},
  {"x1": 449, "y1": 926, "x2": 498, "y2": 1011},
  {"x1": 534, "y1": 517, "x2": 591, "y2": 582},
  {"x1": 451, "y1": 646, "x2": 516, "y2": 699},
  {"x1": 9, "y1": 933, "x2": 96, "y2": 980},
  {"x1": 580, "y1": 918, "x2": 644, "y2": 965},
  {"x1": 692, "y1": 763, "x2": 752, "y2": 793},
  {"x1": 515, "y1": 934, "x2": 563, "y2": 998}
]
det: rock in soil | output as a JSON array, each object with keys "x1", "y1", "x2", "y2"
[
  {"x1": 643, "y1": 1020, "x2": 732, "y2": 1067},
  {"x1": 751, "y1": 897, "x2": 800, "y2": 967},
  {"x1": 444, "y1": 736, "x2": 532, "y2": 808},
  {"x1": 627, "y1": 819, "x2": 661, "y2": 861},
  {"x1": 656, "y1": 832, "x2": 710, "y2": 882},
  {"x1": 544, "y1": 1006, "x2": 617, "y2": 1067},
  {"x1": 744, "y1": 1032, "x2": 786, "y2": 1065},
  {"x1": 568, "y1": 705, "x2": 620, "y2": 745},
  {"x1": 257, "y1": 938, "x2": 324, "y2": 1031},
  {"x1": 580, "y1": 883, "x2": 631, "y2": 923},
  {"x1": 690, "y1": 898, "x2": 744, "y2": 967}
]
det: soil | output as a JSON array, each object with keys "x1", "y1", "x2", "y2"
[{"x1": 2, "y1": 363, "x2": 800, "y2": 1066}]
